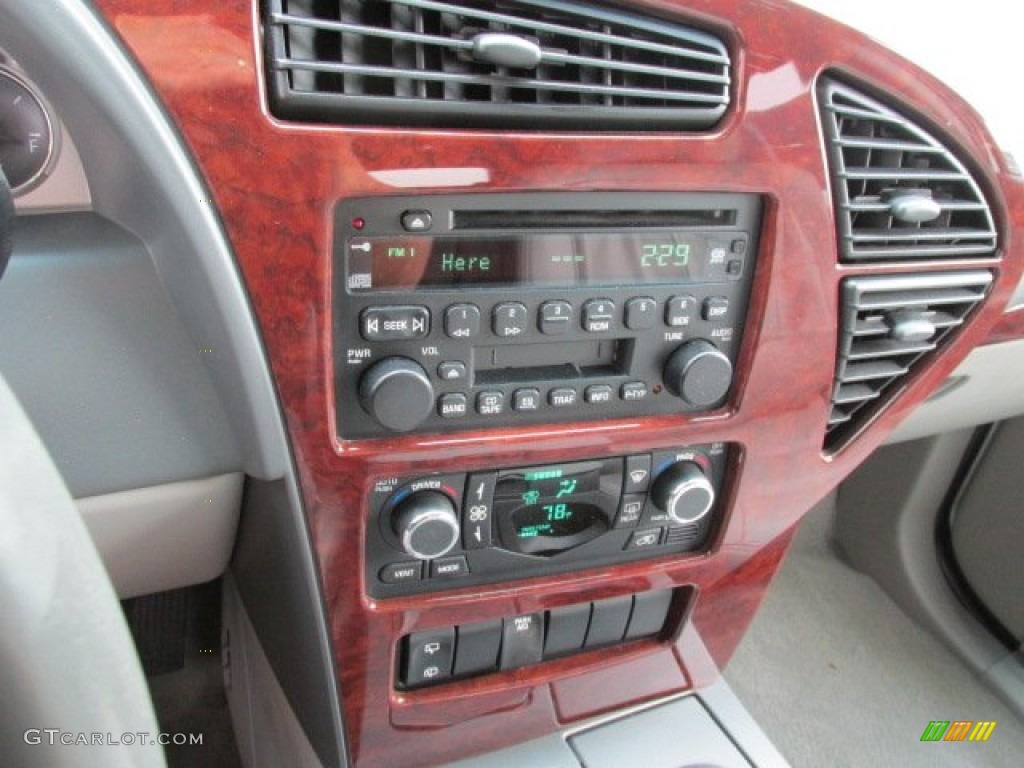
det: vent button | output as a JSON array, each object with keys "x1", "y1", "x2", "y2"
[
  {"x1": 885, "y1": 310, "x2": 937, "y2": 343},
  {"x1": 471, "y1": 33, "x2": 542, "y2": 69}
]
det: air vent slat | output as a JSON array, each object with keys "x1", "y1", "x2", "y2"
[
  {"x1": 276, "y1": 59, "x2": 729, "y2": 104},
  {"x1": 266, "y1": 0, "x2": 731, "y2": 130},
  {"x1": 840, "y1": 360, "x2": 909, "y2": 382},
  {"x1": 820, "y1": 79, "x2": 997, "y2": 263},
  {"x1": 824, "y1": 271, "x2": 992, "y2": 450}
]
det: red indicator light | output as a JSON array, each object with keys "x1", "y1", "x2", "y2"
[{"x1": 352, "y1": 217, "x2": 366, "y2": 230}]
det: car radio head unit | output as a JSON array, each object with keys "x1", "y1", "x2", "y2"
[{"x1": 333, "y1": 192, "x2": 761, "y2": 439}]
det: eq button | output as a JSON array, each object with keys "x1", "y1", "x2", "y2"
[{"x1": 513, "y1": 388, "x2": 541, "y2": 412}]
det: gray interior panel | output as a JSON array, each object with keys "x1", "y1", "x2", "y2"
[
  {"x1": 232, "y1": 478, "x2": 348, "y2": 768},
  {"x1": 569, "y1": 697, "x2": 752, "y2": 768},
  {"x1": 0, "y1": 0, "x2": 287, "y2": 480},
  {"x1": 0, "y1": 213, "x2": 241, "y2": 497},
  {"x1": 77, "y1": 473, "x2": 243, "y2": 599},
  {"x1": 950, "y1": 416, "x2": 1024, "y2": 641},
  {"x1": 888, "y1": 338, "x2": 1024, "y2": 444},
  {"x1": 835, "y1": 431, "x2": 1024, "y2": 716}
]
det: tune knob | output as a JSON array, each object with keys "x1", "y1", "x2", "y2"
[
  {"x1": 358, "y1": 357, "x2": 435, "y2": 432},
  {"x1": 391, "y1": 490, "x2": 460, "y2": 560},
  {"x1": 662, "y1": 340, "x2": 733, "y2": 408},
  {"x1": 650, "y1": 461, "x2": 715, "y2": 525}
]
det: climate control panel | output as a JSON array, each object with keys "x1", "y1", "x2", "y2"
[{"x1": 366, "y1": 444, "x2": 730, "y2": 597}]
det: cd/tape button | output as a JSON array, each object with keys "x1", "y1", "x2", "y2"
[
  {"x1": 361, "y1": 306, "x2": 430, "y2": 341},
  {"x1": 476, "y1": 391, "x2": 505, "y2": 416}
]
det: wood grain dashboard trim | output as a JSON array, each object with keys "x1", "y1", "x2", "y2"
[{"x1": 92, "y1": 1, "x2": 1024, "y2": 764}]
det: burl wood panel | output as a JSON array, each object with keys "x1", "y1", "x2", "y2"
[{"x1": 94, "y1": 1, "x2": 1024, "y2": 765}]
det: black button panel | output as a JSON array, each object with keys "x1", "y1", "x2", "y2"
[
  {"x1": 399, "y1": 589, "x2": 676, "y2": 689},
  {"x1": 335, "y1": 193, "x2": 759, "y2": 440},
  {"x1": 367, "y1": 445, "x2": 729, "y2": 599}
]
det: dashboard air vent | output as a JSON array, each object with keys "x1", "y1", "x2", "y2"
[
  {"x1": 826, "y1": 271, "x2": 993, "y2": 449},
  {"x1": 264, "y1": 0, "x2": 731, "y2": 130},
  {"x1": 820, "y1": 79, "x2": 997, "y2": 262}
]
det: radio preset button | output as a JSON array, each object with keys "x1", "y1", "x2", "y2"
[
  {"x1": 702, "y1": 297, "x2": 729, "y2": 321},
  {"x1": 727, "y1": 259, "x2": 743, "y2": 277},
  {"x1": 731, "y1": 238, "x2": 747, "y2": 254},
  {"x1": 621, "y1": 381, "x2": 648, "y2": 401},
  {"x1": 437, "y1": 361, "x2": 467, "y2": 383},
  {"x1": 438, "y1": 393, "x2": 468, "y2": 419},
  {"x1": 625, "y1": 297, "x2": 657, "y2": 330},
  {"x1": 538, "y1": 301, "x2": 572, "y2": 335},
  {"x1": 492, "y1": 302, "x2": 528, "y2": 338},
  {"x1": 582, "y1": 299, "x2": 615, "y2": 333},
  {"x1": 445, "y1": 304, "x2": 481, "y2": 339},
  {"x1": 584, "y1": 384, "x2": 613, "y2": 404},
  {"x1": 549, "y1": 387, "x2": 578, "y2": 407},
  {"x1": 665, "y1": 296, "x2": 696, "y2": 328},
  {"x1": 360, "y1": 306, "x2": 430, "y2": 341},
  {"x1": 513, "y1": 388, "x2": 541, "y2": 412},
  {"x1": 476, "y1": 391, "x2": 505, "y2": 416},
  {"x1": 400, "y1": 209, "x2": 433, "y2": 232}
]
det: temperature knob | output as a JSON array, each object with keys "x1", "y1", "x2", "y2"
[
  {"x1": 650, "y1": 461, "x2": 715, "y2": 525},
  {"x1": 391, "y1": 490, "x2": 460, "y2": 560},
  {"x1": 358, "y1": 357, "x2": 435, "y2": 432}
]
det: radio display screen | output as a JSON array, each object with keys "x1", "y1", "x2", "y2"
[{"x1": 346, "y1": 233, "x2": 736, "y2": 291}]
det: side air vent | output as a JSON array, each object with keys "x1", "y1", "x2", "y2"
[
  {"x1": 826, "y1": 271, "x2": 993, "y2": 449},
  {"x1": 264, "y1": 0, "x2": 731, "y2": 130},
  {"x1": 820, "y1": 79, "x2": 997, "y2": 262}
]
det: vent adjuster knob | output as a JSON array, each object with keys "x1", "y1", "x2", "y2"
[
  {"x1": 471, "y1": 33, "x2": 543, "y2": 69},
  {"x1": 885, "y1": 310, "x2": 936, "y2": 342},
  {"x1": 882, "y1": 188, "x2": 943, "y2": 224}
]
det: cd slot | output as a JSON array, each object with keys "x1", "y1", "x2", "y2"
[
  {"x1": 474, "y1": 339, "x2": 630, "y2": 385},
  {"x1": 452, "y1": 208, "x2": 737, "y2": 231}
]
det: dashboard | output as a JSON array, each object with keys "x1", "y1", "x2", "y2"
[{"x1": 2, "y1": 1, "x2": 1024, "y2": 767}]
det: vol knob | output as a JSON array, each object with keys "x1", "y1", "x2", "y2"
[
  {"x1": 650, "y1": 461, "x2": 715, "y2": 525},
  {"x1": 391, "y1": 490, "x2": 460, "y2": 560},
  {"x1": 359, "y1": 357, "x2": 435, "y2": 432},
  {"x1": 663, "y1": 340, "x2": 732, "y2": 408}
]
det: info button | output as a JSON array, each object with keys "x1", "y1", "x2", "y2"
[{"x1": 361, "y1": 306, "x2": 430, "y2": 341}]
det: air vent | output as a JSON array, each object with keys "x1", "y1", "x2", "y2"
[
  {"x1": 264, "y1": 0, "x2": 731, "y2": 130},
  {"x1": 820, "y1": 79, "x2": 997, "y2": 262},
  {"x1": 826, "y1": 271, "x2": 993, "y2": 449}
]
